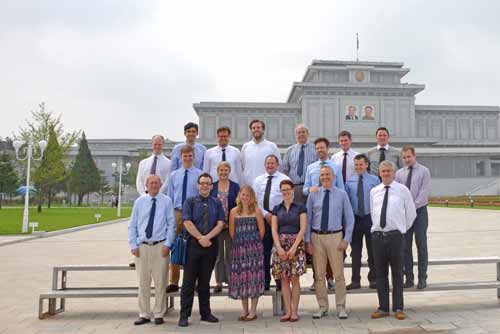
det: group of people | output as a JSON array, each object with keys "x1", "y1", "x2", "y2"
[{"x1": 127, "y1": 120, "x2": 431, "y2": 327}]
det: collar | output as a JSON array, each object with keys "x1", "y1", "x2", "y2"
[
  {"x1": 147, "y1": 193, "x2": 159, "y2": 200},
  {"x1": 252, "y1": 137, "x2": 266, "y2": 144},
  {"x1": 151, "y1": 153, "x2": 163, "y2": 158},
  {"x1": 382, "y1": 180, "x2": 397, "y2": 188},
  {"x1": 341, "y1": 148, "x2": 352, "y2": 154},
  {"x1": 198, "y1": 194, "x2": 210, "y2": 202},
  {"x1": 321, "y1": 186, "x2": 334, "y2": 192},
  {"x1": 218, "y1": 144, "x2": 229, "y2": 150},
  {"x1": 377, "y1": 144, "x2": 390, "y2": 150},
  {"x1": 266, "y1": 171, "x2": 278, "y2": 177},
  {"x1": 406, "y1": 162, "x2": 418, "y2": 170},
  {"x1": 181, "y1": 165, "x2": 195, "y2": 172}
]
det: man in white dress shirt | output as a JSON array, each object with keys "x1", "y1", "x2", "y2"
[
  {"x1": 331, "y1": 131, "x2": 359, "y2": 185},
  {"x1": 241, "y1": 119, "x2": 281, "y2": 186},
  {"x1": 369, "y1": 161, "x2": 416, "y2": 321},
  {"x1": 253, "y1": 154, "x2": 290, "y2": 290},
  {"x1": 136, "y1": 135, "x2": 172, "y2": 195},
  {"x1": 203, "y1": 126, "x2": 242, "y2": 183}
]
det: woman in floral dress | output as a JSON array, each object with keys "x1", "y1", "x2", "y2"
[{"x1": 228, "y1": 185, "x2": 265, "y2": 321}]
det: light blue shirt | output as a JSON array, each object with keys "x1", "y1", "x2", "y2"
[
  {"x1": 128, "y1": 193, "x2": 176, "y2": 250},
  {"x1": 171, "y1": 142, "x2": 207, "y2": 171},
  {"x1": 305, "y1": 186, "x2": 354, "y2": 243},
  {"x1": 167, "y1": 166, "x2": 202, "y2": 210},
  {"x1": 345, "y1": 172, "x2": 381, "y2": 216},
  {"x1": 303, "y1": 159, "x2": 344, "y2": 195}
]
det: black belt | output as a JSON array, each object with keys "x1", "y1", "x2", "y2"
[
  {"x1": 294, "y1": 183, "x2": 304, "y2": 186},
  {"x1": 312, "y1": 228, "x2": 343, "y2": 235},
  {"x1": 142, "y1": 239, "x2": 165, "y2": 246},
  {"x1": 372, "y1": 230, "x2": 401, "y2": 237}
]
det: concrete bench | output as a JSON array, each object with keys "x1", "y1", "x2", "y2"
[{"x1": 274, "y1": 256, "x2": 500, "y2": 313}]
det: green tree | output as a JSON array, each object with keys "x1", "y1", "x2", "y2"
[
  {"x1": 69, "y1": 132, "x2": 100, "y2": 205},
  {"x1": 97, "y1": 170, "x2": 111, "y2": 206},
  {"x1": 32, "y1": 126, "x2": 65, "y2": 211},
  {"x1": 0, "y1": 151, "x2": 20, "y2": 209}
]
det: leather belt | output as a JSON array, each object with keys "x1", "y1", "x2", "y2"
[
  {"x1": 311, "y1": 228, "x2": 343, "y2": 235},
  {"x1": 142, "y1": 239, "x2": 165, "y2": 246},
  {"x1": 372, "y1": 230, "x2": 401, "y2": 237}
]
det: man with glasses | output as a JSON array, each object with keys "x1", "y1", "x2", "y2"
[{"x1": 178, "y1": 173, "x2": 225, "y2": 327}]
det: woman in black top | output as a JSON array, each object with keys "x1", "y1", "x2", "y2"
[{"x1": 271, "y1": 179, "x2": 307, "y2": 322}]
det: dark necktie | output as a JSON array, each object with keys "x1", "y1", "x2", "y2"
[
  {"x1": 321, "y1": 189, "x2": 330, "y2": 231},
  {"x1": 263, "y1": 175, "x2": 273, "y2": 212},
  {"x1": 380, "y1": 185, "x2": 390, "y2": 229},
  {"x1": 145, "y1": 197, "x2": 157, "y2": 238},
  {"x1": 379, "y1": 148, "x2": 386, "y2": 165},
  {"x1": 342, "y1": 152, "x2": 348, "y2": 183},
  {"x1": 181, "y1": 169, "x2": 188, "y2": 205},
  {"x1": 318, "y1": 161, "x2": 326, "y2": 186},
  {"x1": 406, "y1": 166, "x2": 413, "y2": 190},
  {"x1": 297, "y1": 144, "x2": 305, "y2": 178},
  {"x1": 150, "y1": 156, "x2": 158, "y2": 175},
  {"x1": 357, "y1": 174, "x2": 365, "y2": 216},
  {"x1": 221, "y1": 148, "x2": 226, "y2": 162},
  {"x1": 201, "y1": 200, "x2": 209, "y2": 234}
]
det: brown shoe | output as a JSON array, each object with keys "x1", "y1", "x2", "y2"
[
  {"x1": 371, "y1": 310, "x2": 390, "y2": 319},
  {"x1": 395, "y1": 310, "x2": 406, "y2": 320}
]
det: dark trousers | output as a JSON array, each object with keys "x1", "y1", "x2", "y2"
[
  {"x1": 403, "y1": 206, "x2": 428, "y2": 281},
  {"x1": 372, "y1": 231, "x2": 404, "y2": 312},
  {"x1": 263, "y1": 226, "x2": 278, "y2": 290},
  {"x1": 180, "y1": 239, "x2": 218, "y2": 319},
  {"x1": 350, "y1": 214, "x2": 376, "y2": 283}
]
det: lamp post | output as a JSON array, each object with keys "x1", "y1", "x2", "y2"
[
  {"x1": 112, "y1": 160, "x2": 131, "y2": 217},
  {"x1": 13, "y1": 139, "x2": 48, "y2": 233}
]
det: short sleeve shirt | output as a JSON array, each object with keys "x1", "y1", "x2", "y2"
[
  {"x1": 272, "y1": 202, "x2": 307, "y2": 235},
  {"x1": 182, "y1": 195, "x2": 224, "y2": 234}
]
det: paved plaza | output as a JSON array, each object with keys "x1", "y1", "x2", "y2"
[{"x1": 0, "y1": 207, "x2": 499, "y2": 334}]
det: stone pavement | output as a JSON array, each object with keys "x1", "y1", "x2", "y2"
[{"x1": 0, "y1": 207, "x2": 499, "y2": 334}]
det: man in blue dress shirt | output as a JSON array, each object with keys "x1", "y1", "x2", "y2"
[
  {"x1": 171, "y1": 122, "x2": 207, "y2": 171},
  {"x1": 178, "y1": 173, "x2": 225, "y2": 327},
  {"x1": 128, "y1": 175, "x2": 176, "y2": 326},
  {"x1": 345, "y1": 154, "x2": 380, "y2": 290},
  {"x1": 306, "y1": 165, "x2": 354, "y2": 320},
  {"x1": 166, "y1": 145, "x2": 202, "y2": 293}
]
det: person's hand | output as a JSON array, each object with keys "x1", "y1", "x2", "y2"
[
  {"x1": 265, "y1": 213, "x2": 273, "y2": 224},
  {"x1": 277, "y1": 247, "x2": 287, "y2": 261},
  {"x1": 161, "y1": 246, "x2": 170, "y2": 257},
  {"x1": 305, "y1": 243, "x2": 313, "y2": 255},
  {"x1": 337, "y1": 240, "x2": 348, "y2": 252},
  {"x1": 198, "y1": 236, "x2": 212, "y2": 248},
  {"x1": 287, "y1": 246, "x2": 297, "y2": 260},
  {"x1": 309, "y1": 186, "x2": 320, "y2": 193},
  {"x1": 131, "y1": 248, "x2": 140, "y2": 257}
]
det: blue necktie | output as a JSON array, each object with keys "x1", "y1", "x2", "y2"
[
  {"x1": 357, "y1": 174, "x2": 365, "y2": 216},
  {"x1": 222, "y1": 148, "x2": 226, "y2": 162},
  {"x1": 145, "y1": 197, "x2": 156, "y2": 239},
  {"x1": 182, "y1": 169, "x2": 188, "y2": 206},
  {"x1": 297, "y1": 144, "x2": 305, "y2": 178},
  {"x1": 320, "y1": 189, "x2": 330, "y2": 232}
]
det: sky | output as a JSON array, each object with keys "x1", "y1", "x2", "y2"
[{"x1": 1, "y1": 0, "x2": 499, "y2": 141}]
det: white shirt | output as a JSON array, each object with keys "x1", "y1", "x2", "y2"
[
  {"x1": 136, "y1": 154, "x2": 172, "y2": 195},
  {"x1": 331, "y1": 148, "x2": 359, "y2": 183},
  {"x1": 370, "y1": 180, "x2": 416, "y2": 234},
  {"x1": 252, "y1": 171, "x2": 290, "y2": 217},
  {"x1": 203, "y1": 145, "x2": 243, "y2": 183},
  {"x1": 241, "y1": 139, "x2": 281, "y2": 186}
]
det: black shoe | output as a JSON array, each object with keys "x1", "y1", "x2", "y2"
[
  {"x1": 346, "y1": 282, "x2": 361, "y2": 290},
  {"x1": 134, "y1": 317, "x2": 150, "y2": 325},
  {"x1": 201, "y1": 314, "x2": 219, "y2": 323},
  {"x1": 154, "y1": 318, "x2": 164, "y2": 325},
  {"x1": 166, "y1": 284, "x2": 179, "y2": 293},
  {"x1": 417, "y1": 279, "x2": 427, "y2": 290},
  {"x1": 178, "y1": 317, "x2": 189, "y2": 327},
  {"x1": 404, "y1": 280, "x2": 414, "y2": 288},
  {"x1": 129, "y1": 262, "x2": 135, "y2": 268},
  {"x1": 369, "y1": 280, "x2": 377, "y2": 289},
  {"x1": 213, "y1": 285, "x2": 222, "y2": 293}
]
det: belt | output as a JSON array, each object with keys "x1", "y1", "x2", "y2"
[
  {"x1": 355, "y1": 214, "x2": 371, "y2": 219},
  {"x1": 142, "y1": 239, "x2": 165, "y2": 246},
  {"x1": 311, "y1": 228, "x2": 343, "y2": 235},
  {"x1": 294, "y1": 183, "x2": 304, "y2": 186},
  {"x1": 372, "y1": 230, "x2": 401, "y2": 237}
]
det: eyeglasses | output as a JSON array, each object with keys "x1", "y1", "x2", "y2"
[
  {"x1": 280, "y1": 188, "x2": 293, "y2": 192},
  {"x1": 199, "y1": 182, "x2": 212, "y2": 186}
]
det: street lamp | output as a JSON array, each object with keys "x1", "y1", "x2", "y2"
[
  {"x1": 13, "y1": 139, "x2": 48, "y2": 233},
  {"x1": 112, "y1": 161, "x2": 131, "y2": 217}
]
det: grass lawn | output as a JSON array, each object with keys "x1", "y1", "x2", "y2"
[
  {"x1": 429, "y1": 204, "x2": 500, "y2": 210},
  {"x1": 0, "y1": 207, "x2": 131, "y2": 235}
]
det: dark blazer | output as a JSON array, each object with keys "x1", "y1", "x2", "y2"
[{"x1": 210, "y1": 180, "x2": 240, "y2": 216}]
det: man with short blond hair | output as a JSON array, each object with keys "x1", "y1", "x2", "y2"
[{"x1": 136, "y1": 135, "x2": 171, "y2": 195}]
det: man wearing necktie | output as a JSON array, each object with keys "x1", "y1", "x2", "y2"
[
  {"x1": 203, "y1": 126, "x2": 243, "y2": 183},
  {"x1": 305, "y1": 165, "x2": 354, "y2": 320},
  {"x1": 366, "y1": 127, "x2": 402, "y2": 177},
  {"x1": 128, "y1": 175, "x2": 176, "y2": 326},
  {"x1": 331, "y1": 131, "x2": 359, "y2": 185},
  {"x1": 369, "y1": 161, "x2": 416, "y2": 321},
  {"x1": 344, "y1": 154, "x2": 380, "y2": 290},
  {"x1": 253, "y1": 155, "x2": 290, "y2": 291},
  {"x1": 135, "y1": 135, "x2": 172, "y2": 196},
  {"x1": 395, "y1": 146, "x2": 431, "y2": 290},
  {"x1": 166, "y1": 145, "x2": 202, "y2": 293}
]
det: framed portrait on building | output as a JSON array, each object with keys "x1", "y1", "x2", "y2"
[
  {"x1": 345, "y1": 105, "x2": 359, "y2": 120},
  {"x1": 362, "y1": 105, "x2": 375, "y2": 120}
]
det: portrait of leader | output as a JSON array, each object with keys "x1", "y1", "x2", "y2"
[
  {"x1": 362, "y1": 105, "x2": 375, "y2": 120},
  {"x1": 345, "y1": 105, "x2": 359, "y2": 120}
]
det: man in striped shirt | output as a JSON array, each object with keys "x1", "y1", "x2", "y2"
[{"x1": 281, "y1": 124, "x2": 317, "y2": 204}]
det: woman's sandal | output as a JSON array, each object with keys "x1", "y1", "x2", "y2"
[
  {"x1": 289, "y1": 316, "x2": 299, "y2": 322},
  {"x1": 280, "y1": 315, "x2": 291, "y2": 322},
  {"x1": 243, "y1": 315, "x2": 258, "y2": 321},
  {"x1": 238, "y1": 314, "x2": 249, "y2": 321}
]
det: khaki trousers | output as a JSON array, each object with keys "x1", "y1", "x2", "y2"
[
  {"x1": 311, "y1": 232, "x2": 346, "y2": 310},
  {"x1": 135, "y1": 243, "x2": 169, "y2": 318},
  {"x1": 169, "y1": 210, "x2": 184, "y2": 285}
]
